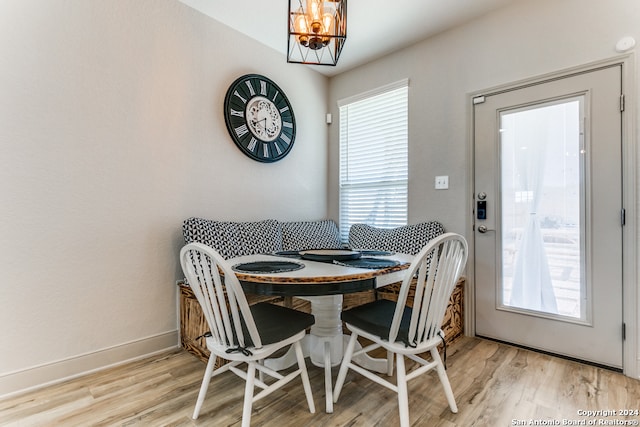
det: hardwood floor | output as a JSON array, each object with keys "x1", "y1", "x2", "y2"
[{"x1": 2, "y1": 336, "x2": 640, "y2": 426}]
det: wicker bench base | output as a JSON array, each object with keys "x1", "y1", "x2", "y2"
[{"x1": 178, "y1": 277, "x2": 464, "y2": 365}]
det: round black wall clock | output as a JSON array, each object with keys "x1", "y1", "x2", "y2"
[{"x1": 223, "y1": 74, "x2": 296, "y2": 163}]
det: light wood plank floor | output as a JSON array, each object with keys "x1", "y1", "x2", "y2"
[{"x1": 2, "y1": 336, "x2": 640, "y2": 426}]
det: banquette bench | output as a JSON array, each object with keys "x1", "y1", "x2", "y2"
[{"x1": 178, "y1": 218, "x2": 465, "y2": 364}]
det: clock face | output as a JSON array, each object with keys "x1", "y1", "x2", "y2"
[{"x1": 223, "y1": 74, "x2": 296, "y2": 163}]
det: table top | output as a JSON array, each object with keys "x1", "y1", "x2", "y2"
[{"x1": 228, "y1": 252, "x2": 414, "y2": 297}]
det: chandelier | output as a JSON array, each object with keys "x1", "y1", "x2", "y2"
[{"x1": 287, "y1": 0, "x2": 347, "y2": 66}]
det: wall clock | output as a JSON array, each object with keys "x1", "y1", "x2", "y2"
[{"x1": 223, "y1": 74, "x2": 296, "y2": 163}]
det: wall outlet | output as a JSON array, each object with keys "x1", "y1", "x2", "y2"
[{"x1": 435, "y1": 175, "x2": 449, "y2": 190}]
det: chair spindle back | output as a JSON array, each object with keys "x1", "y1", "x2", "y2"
[
  {"x1": 180, "y1": 243, "x2": 262, "y2": 351},
  {"x1": 389, "y1": 233, "x2": 468, "y2": 346}
]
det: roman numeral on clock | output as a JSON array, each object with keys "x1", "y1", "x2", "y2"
[
  {"x1": 245, "y1": 80, "x2": 255, "y2": 96},
  {"x1": 235, "y1": 124, "x2": 249, "y2": 138},
  {"x1": 234, "y1": 90, "x2": 247, "y2": 104},
  {"x1": 247, "y1": 137, "x2": 257, "y2": 152}
]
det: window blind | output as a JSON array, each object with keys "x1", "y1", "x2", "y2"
[{"x1": 339, "y1": 83, "x2": 408, "y2": 242}]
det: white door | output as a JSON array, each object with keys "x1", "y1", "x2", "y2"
[{"x1": 474, "y1": 65, "x2": 624, "y2": 369}]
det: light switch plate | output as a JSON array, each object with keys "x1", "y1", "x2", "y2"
[{"x1": 435, "y1": 175, "x2": 449, "y2": 190}]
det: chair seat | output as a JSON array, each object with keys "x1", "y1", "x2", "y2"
[
  {"x1": 341, "y1": 299, "x2": 414, "y2": 346},
  {"x1": 250, "y1": 302, "x2": 315, "y2": 345},
  {"x1": 208, "y1": 302, "x2": 315, "y2": 354}
]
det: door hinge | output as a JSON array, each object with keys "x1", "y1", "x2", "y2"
[
  {"x1": 621, "y1": 208, "x2": 626, "y2": 226},
  {"x1": 620, "y1": 94, "x2": 625, "y2": 112},
  {"x1": 623, "y1": 323, "x2": 626, "y2": 341},
  {"x1": 473, "y1": 95, "x2": 486, "y2": 105}
]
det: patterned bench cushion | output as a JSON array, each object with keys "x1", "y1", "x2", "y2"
[
  {"x1": 348, "y1": 222, "x2": 445, "y2": 255},
  {"x1": 281, "y1": 220, "x2": 342, "y2": 251},
  {"x1": 183, "y1": 218, "x2": 282, "y2": 259}
]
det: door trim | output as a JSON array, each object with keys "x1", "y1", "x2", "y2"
[{"x1": 466, "y1": 54, "x2": 637, "y2": 378}]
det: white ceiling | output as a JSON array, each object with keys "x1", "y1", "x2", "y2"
[{"x1": 179, "y1": 0, "x2": 523, "y2": 77}]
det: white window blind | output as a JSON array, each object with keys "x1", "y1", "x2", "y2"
[{"x1": 339, "y1": 81, "x2": 408, "y2": 242}]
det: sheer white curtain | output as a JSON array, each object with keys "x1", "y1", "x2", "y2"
[{"x1": 505, "y1": 109, "x2": 558, "y2": 313}]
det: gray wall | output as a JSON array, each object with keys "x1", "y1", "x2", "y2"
[
  {"x1": 0, "y1": 0, "x2": 329, "y2": 396},
  {"x1": 327, "y1": 0, "x2": 640, "y2": 374},
  {"x1": 328, "y1": 0, "x2": 639, "y2": 236},
  {"x1": 2, "y1": 0, "x2": 639, "y2": 396}
]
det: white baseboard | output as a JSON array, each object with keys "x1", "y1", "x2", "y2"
[{"x1": 0, "y1": 330, "x2": 179, "y2": 400}]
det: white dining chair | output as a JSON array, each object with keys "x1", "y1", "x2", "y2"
[
  {"x1": 332, "y1": 233, "x2": 468, "y2": 427},
  {"x1": 180, "y1": 242, "x2": 316, "y2": 426}
]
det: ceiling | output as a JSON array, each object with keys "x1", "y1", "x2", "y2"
[{"x1": 179, "y1": 0, "x2": 523, "y2": 77}]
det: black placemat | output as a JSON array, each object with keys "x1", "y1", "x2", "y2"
[
  {"x1": 232, "y1": 261, "x2": 305, "y2": 274},
  {"x1": 334, "y1": 257, "x2": 400, "y2": 269}
]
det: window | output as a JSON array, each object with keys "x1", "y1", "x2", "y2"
[{"x1": 338, "y1": 80, "x2": 408, "y2": 242}]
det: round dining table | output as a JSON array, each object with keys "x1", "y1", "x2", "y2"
[{"x1": 228, "y1": 250, "x2": 414, "y2": 413}]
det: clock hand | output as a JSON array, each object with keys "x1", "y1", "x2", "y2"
[{"x1": 250, "y1": 118, "x2": 267, "y2": 132}]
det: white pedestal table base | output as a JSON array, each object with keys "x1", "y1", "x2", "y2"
[{"x1": 263, "y1": 295, "x2": 388, "y2": 413}]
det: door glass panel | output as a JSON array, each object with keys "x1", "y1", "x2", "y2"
[{"x1": 500, "y1": 97, "x2": 585, "y2": 320}]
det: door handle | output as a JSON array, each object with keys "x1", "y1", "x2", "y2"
[{"x1": 477, "y1": 225, "x2": 495, "y2": 233}]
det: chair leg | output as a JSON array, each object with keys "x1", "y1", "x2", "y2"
[
  {"x1": 258, "y1": 359, "x2": 265, "y2": 383},
  {"x1": 431, "y1": 347, "x2": 458, "y2": 413},
  {"x1": 192, "y1": 355, "x2": 217, "y2": 420},
  {"x1": 324, "y1": 340, "x2": 334, "y2": 413},
  {"x1": 396, "y1": 354, "x2": 410, "y2": 427},
  {"x1": 333, "y1": 332, "x2": 358, "y2": 403},
  {"x1": 294, "y1": 341, "x2": 316, "y2": 414},
  {"x1": 241, "y1": 362, "x2": 256, "y2": 427},
  {"x1": 386, "y1": 350, "x2": 394, "y2": 376}
]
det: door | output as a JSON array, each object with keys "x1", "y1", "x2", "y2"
[{"x1": 474, "y1": 65, "x2": 623, "y2": 369}]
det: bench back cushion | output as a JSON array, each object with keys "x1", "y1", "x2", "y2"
[
  {"x1": 348, "y1": 222, "x2": 445, "y2": 255},
  {"x1": 281, "y1": 220, "x2": 342, "y2": 251},
  {"x1": 183, "y1": 218, "x2": 282, "y2": 259}
]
